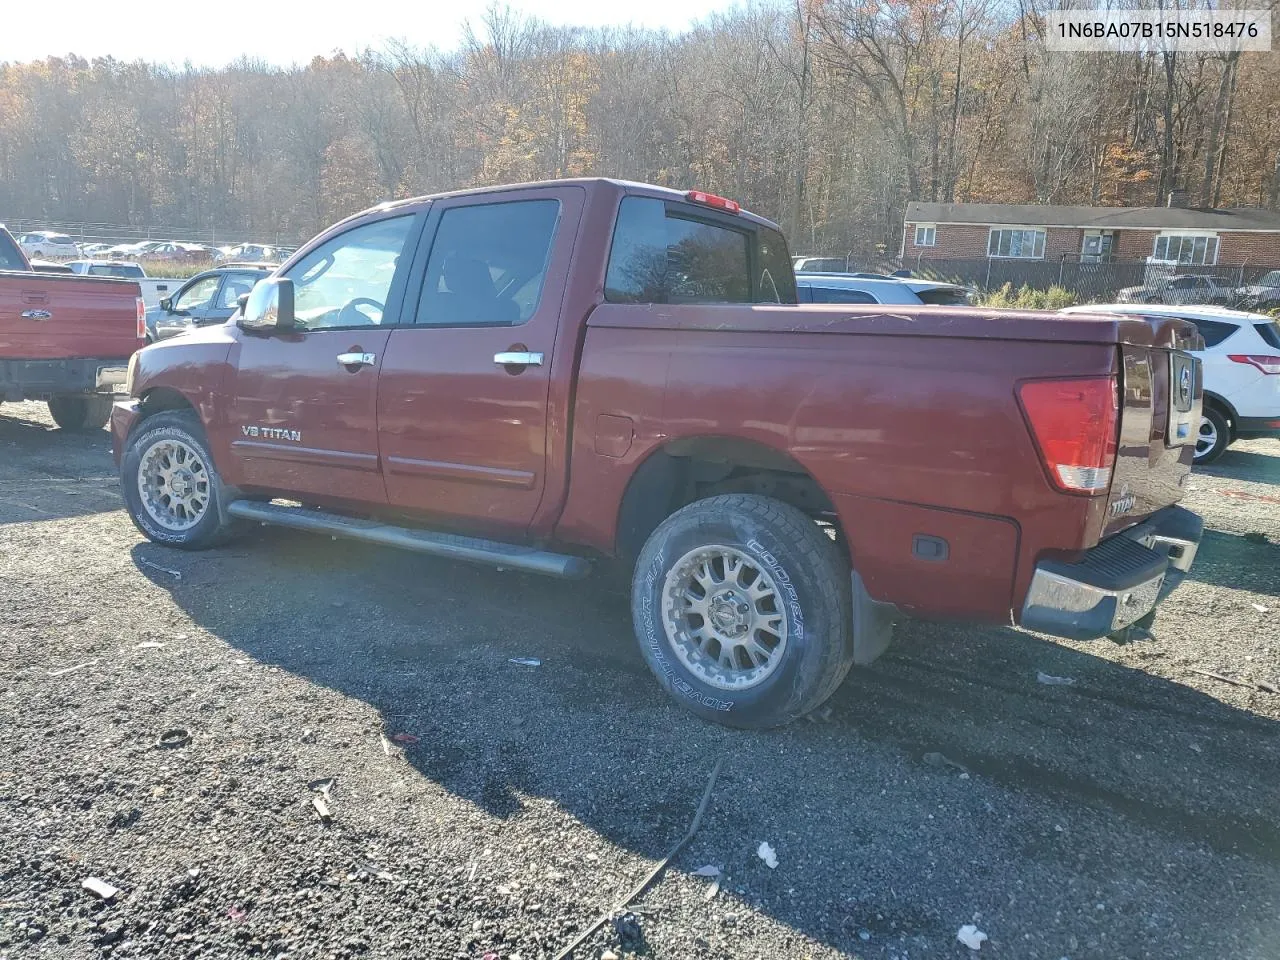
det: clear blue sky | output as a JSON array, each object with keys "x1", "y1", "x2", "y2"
[{"x1": 0, "y1": 0, "x2": 739, "y2": 66}]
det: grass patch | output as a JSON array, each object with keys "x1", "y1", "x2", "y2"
[{"x1": 978, "y1": 282, "x2": 1079, "y2": 310}]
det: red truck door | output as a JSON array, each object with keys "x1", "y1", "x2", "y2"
[
  {"x1": 376, "y1": 185, "x2": 585, "y2": 535},
  {"x1": 222, "y1": 214, "x2": 420, "y2": 503}
]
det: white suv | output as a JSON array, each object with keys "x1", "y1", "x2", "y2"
[
  {"x1": 1062, "y1": 304, "x2": 1280, "y2": 463},
  {"x1": 17, "y1": 231, "x2": 82, "y2": 259}
]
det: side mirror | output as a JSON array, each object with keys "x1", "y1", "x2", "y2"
[
  {"x1": 159, "y1": 297, "x2": 171, "y2": 312},
  {"x1": 238, "y1": 278, "x2": 296, "y2": 333}
]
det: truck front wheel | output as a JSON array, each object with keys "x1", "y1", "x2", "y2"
[
  {"x1": 47, "y1": 394, "x2": 113, "y2": 432},
  {"x1": 121, "y1": 410, "x2": 240, "y2": 549},
  {"x1": 631, "y1": 494, "x2": 854, "y2": 728}
]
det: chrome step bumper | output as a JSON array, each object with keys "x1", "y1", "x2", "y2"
[{"x1": 1020, "y1": 505, "x2": 1202, "y2": 641}]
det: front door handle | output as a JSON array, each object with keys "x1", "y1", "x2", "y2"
[
  {"x1": 21, "y1": 309, "x2": 52, "y2": 321},
  {"x1": 494, "y1": 351, "x2": 544, "y2": 367},
  {"x1": 336, "y1": 352, "x2": 376, "y2": 368}
]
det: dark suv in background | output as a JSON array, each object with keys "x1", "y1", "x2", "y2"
[{"x1": 146, "y1": 264, "x2": 272, "y2": 342}]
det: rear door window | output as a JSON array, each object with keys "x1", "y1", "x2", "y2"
[
  {"x1": 217, "y1": 272, "x2": 263, "y2": 310},
  {"x1": 414, "y1": 199, "x2": 560, "y2": 327},
  {"x1": 606, "y1": 196, "x2": 793, "y2": 305}
]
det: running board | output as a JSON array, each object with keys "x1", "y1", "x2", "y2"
[{"x1": 225, "y1": 500, "x2": 591, "y2": 579}]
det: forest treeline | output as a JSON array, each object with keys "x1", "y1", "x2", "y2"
[{"x1": 1, "y1": 1, "x2": 1276, "y2": 255}]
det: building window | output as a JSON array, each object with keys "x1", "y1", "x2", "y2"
[
  {"x1": 914, "y1": 224, "x2": 936, "y2": 247},
  {"x1": 1153, "y1": 233, "x2": 1218, "y2": 265},
  {"x1": 988, "y1": 228, "x2": 1046, "y2": 259},
  {"x1": 1081, "y1": 231, "x2": 1115, "y2": 262}
]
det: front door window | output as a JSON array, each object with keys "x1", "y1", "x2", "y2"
[{"x1": 286, "y1": 217, "x2": 415, "y2": 330}]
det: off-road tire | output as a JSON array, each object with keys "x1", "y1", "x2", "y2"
[
  {"x1": 47, "y1": 394, "x2": 113, "y2": 432},
  {"x1": 121, "y1": 409, "x2": 241, "y2": 549},
  {"x1": 1195, "y1": 406, "x2": 1230, "y2": 464},
  {"x1": 632, "y1": 494, "x2": 854, "y2": 728}
]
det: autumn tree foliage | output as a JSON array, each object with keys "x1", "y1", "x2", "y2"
[{"x1": 0, "y1": 2, "x2": 1274, "y2": 258}]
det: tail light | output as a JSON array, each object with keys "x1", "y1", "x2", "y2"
[
  {"x1": 1228, "y1": 354, "x2": 1280, "y2": 375},
  {"x1": 136, "y1": 297, "x2": 146, "y2": 340},
  {"x1": 685, "y1": 190, "x2": 741, "y2": 214},
  {"x1": 1018, "y1": 377, "x2": 1119, "y2": 495}
]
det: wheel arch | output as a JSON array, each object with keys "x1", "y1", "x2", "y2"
[
  {"x1": 137, "y1": 386, "x2": 197, "y2": 421},
  {"x1": 1202, "y1": 390, "x2": 1238, "y2": 426},
  {"x1": 615, "y1": 435, "x2": 843, "y2": 565}
]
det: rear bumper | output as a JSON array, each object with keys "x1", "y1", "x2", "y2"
[
  {"x1": 1019, "y1": 505, "x2": 1202, "y2": 641},
  {"x1": 110, "y1": 398, "x2": 142, "y2": 466},
  {"x1": 0, "y1": 358, "x2": 130, "y2": 401},
  {"x1": 1235, "y1": 415, "x2": 1280, "y2": 439}
]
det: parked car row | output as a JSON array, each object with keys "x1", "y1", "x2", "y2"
[{"x1": 6, "y1": 230, "x2": 291, "y2": 265}]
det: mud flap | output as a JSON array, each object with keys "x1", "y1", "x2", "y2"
[{"x1": 851, "y1": 570, "x2": 899, "y2": 665}]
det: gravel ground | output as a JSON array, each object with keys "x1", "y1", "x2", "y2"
[{"x1": 1, "y1": 398, "x2": 1279, "y2": 960}]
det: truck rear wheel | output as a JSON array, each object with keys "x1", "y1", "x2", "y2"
[
  {"x1": 47, "y1": 394, "x2": 113, "y2": 432},
  {"x1": 121, "y1": 410, "x2": 240, "y2": 549},
  {"x1": 631, "y1": 494, "x2": 854, "y2": 728}
]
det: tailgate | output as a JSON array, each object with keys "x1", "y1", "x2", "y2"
[
  {"x1": 0, "y1": 271, "x2": 142, "y2": 360},
  {"x1": 1103, "y1": 331, "x2": 1202, "y2": 537}
]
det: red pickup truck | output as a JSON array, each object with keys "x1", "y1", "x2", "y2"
[
  {"x1": 110, "y1": 179, "x2": 1204, "y2": 727},
  {"x1": 1, "y1": 226, "x2": 146, "y2": 430}
]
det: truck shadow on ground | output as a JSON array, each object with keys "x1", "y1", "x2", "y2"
[
  {"x1": 0, "y1": 414, "x2": 119, "y2": 525},
  {"x1": 133, "y1": 529, "x2": 1280, "y2": 958},
  {"x1": 1186, "y1": 528, "x2": 1280, "y2": 599},
  {"x1": 1198, "y1": 445, "x2": 1280, "y2": 487}
]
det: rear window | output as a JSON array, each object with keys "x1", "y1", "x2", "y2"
[
  {"x1": 606, "y1": 196, "x2": 795, "y2": 305},
  {"x1": 806, "y1": 285, "x2": 877, "y2": 304},
  {"x1": 1254, "y1": 320, "x2": 1280, "y2": 350},
  {"x1": 915, "y1": 286, "x2": 970, "y2": 306},
  {"x1": 0, "y1": 230, "x2": 26, "y2": 271},
  {"x1": 1193, "y1": 318, "x2": 1238, "y2": 347},
  {"x1": 88, "y1": 264, "x2": 144, "y2": 279}
]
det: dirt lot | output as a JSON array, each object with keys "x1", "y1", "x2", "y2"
[{"x1": 2, "y1": 399, "x2": 1279, "y2": 960}]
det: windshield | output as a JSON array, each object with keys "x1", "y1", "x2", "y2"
[{"x1": 1259, "y1": 271, "x2": 1280, "y2": 287}]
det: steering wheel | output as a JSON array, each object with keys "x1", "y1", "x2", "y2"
[{"x1": 335, "y1": 297, "x2": 385, "y2": 327}]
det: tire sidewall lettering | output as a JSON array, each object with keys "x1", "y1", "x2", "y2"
[
  {"x1": 639, "y1": 551, "x2": 734, "y2": 712},
  {"x1": 746, "y1": 537, "x2": 804, "y2": 642}
]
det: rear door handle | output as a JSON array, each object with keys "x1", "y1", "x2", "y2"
[
  {"x1": 494, "y1": 351, "x2": 544, "y2": 366},
  {"x1": 21, "y1": 309, "x2": 52, "y2": 321},
  {"x1": 336, "y1": 352, "x2": 376, "y2": 368}
]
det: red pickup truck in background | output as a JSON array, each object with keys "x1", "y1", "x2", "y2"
[
  {"x1": 1, "y1": 226, "x2": 145, "y2": 430},
  {"x1": 110, "y1": 180, "x2": 1204, "y2": 727}
]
